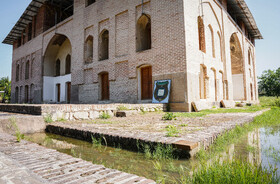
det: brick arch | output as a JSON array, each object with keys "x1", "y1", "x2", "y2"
[
  {"x1": 43, "y1": 33, "x2": 72, "y2": 57},
  {"x1": 230, "y1": 33, "x2": 246, "y2": 101},
  {"x1": 208, "y1": 24, "x2": 215, "y2": 58}
]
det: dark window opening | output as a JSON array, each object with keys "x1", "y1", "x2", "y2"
[
  {"x1": 136, "y1": 14, "x2": 151, "y2": 52},
  {"x1": 16, "y1": 64, "x2": 20, "y2": 82},
  {"x1": 99, "y1": 30, "x2": 109, "y2": 61},
  {"x1": 28, "y1": 23, "x2": 32, "y2": 41},
  {"x1": 25, "y1": 61, "x2": 30, "y2": 80},
  {"x1": 25, "y1": 85, "x2": 29, "y2": 103},
  {"x1": 65, "y1": 54, "x2": 71, "y2": 74},
  {"x1": 56, "y1": 59, "x2": 60, "y2": 76}
]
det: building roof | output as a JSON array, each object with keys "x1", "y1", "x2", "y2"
[
  {"x1": 2, "y1": 0, "x2": 262, "y2": 45},
  {"x1": 227, "y1": 0, "x2": 263, "y2": 39},
  {"x1": 2, "y1": 0, "x2": 73, "y2": 45}
]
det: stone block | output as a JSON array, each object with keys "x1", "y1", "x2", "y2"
[
  {"x1": 89, "y1": 111, "x2": 99, "y2": 119},
  {"x1": 220, "y1": 100, "x2": 235, "y2": 108},
  {"x1": 73, "y1": 112, "x2": 89, "y2": 120},
  {"x1": 116, "y1": 110, "x2": 138, "y2": 117},
  {"x1": 191, "y1": 101, "x2": 211, "y2": 112}
]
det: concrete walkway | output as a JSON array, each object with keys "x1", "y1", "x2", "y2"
[{"x1": 0, "y1": 133, "x2": 156, "y2": 184}]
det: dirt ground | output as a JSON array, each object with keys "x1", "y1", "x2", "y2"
[{"x1": 59, "y1": 111, "x2": 258, "y2": 136}]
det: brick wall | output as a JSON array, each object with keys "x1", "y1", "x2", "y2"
[{"x1": 10, "y1": 0, "x2": 259, "y2": 112}]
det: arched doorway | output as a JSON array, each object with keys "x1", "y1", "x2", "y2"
[
  {"x1": 43, "y1": 34, "x2": 72, "y2": 103},
  {"x1": 230, "y1": 33, "x2": 245, "y2": 101}
]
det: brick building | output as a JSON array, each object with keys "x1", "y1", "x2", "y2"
[{"x1": 3, "y1": 0, "x2": 262, "y2": 111}]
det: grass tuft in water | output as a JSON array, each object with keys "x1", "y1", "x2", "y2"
[
  {"x1": 138, "y1": 142, "x2": 176, "y2": 161},
  {"x1": 187, "y1": 159, "x2": 279, "y2": 184}
]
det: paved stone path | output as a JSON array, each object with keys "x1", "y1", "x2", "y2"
[{"x1": 0, "y1": 133, "x2": 156, "y2": 184}]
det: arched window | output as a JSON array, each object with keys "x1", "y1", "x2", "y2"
[
  {"x1": 55, "y1": 59, "x2": 60, "y2": 76},
  {"x1": 25, "y1": 60, "x2": 30, "y2": 80},
  {"x1": 217, "y1": 31, "x2": 222, "y2": 61},
  {"x1": 16, "y1": 64, "x2": 20, "y2": 82},
  {"x1": 198, "y1": 16, "x2": 206, "y2": 53},
  {"x1": 99, "y1": 30, "x2": 109, "y2": 61},
  {"x1": 248, "y1": 49, "x2": 251, "y2": 65},
  {"x1": 136, "y1": 14, "x2": 151, "y2": 52},
  {"x1": 208, "y1": 25, "x2": 215, "y2": 58},
  {"x1": 85, "y1": 36, "x2": 93, "y2": 63},
  {"x1": 65, "y1": 54, "x2": 71, "y2": 74}
]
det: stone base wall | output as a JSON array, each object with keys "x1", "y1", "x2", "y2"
[{"x1": 0, "y1": 104, "x2": 165, "y2": 121}]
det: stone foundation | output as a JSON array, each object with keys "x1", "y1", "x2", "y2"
[{"x1": 0, "y1": 104, "x2": 165, "y2": 121}]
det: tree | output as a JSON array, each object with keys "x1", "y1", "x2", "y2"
[
  {"x1": 0, "y1": 77, "x2": 11, "y2": 103},
  {"x1": 258, "y1": 67, "x2": 280, "y2": 98}
]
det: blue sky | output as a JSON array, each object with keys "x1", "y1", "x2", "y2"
[{"x1": 0, "y1": 0, "x2": 279, "y2": 79}]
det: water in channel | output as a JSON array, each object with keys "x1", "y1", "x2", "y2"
[{"x1": 25, "y1": 126, "x2": 280, "y2": 183}]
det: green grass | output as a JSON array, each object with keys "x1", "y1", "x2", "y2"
[
  {"x1": 174, "y1": 97, "x2": 279, "y2": 118},
  {"x1": 136, "y1": 142, "x2": 176, "y2": 161},
  {"x1": 44, "y1": 114, "x2": 53, "y2": 123},
  {"x1": 9, "y1": 117, "x2": 24, "y2": 142},
  {"x1": 99, "y1": 112, "x2": 111, "y2": 119},
  {"x1": 117, "y1": 106, "x2": 130, "y2": 111},
  {"x1": 165, "y1": 125, "x2": 180, "y2": 137},
  {"x1": 186, "y1": 160, "x2": 279, "y2": 184},
  {"x1": 175, "y1": 105, "x2": 265, "y2": 118},
  {"x1": 162, "y1": 112, "x2": 177, "y2": 120},
  {"x1": 196, "y1": 107, "x2": 280, "y2": 161},
  {"x1": 260, "y1": 96, "x2": 279, "y2": 107}
]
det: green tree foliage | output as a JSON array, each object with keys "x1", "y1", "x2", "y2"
[
  {"x1": 258, "y1": 68, "x2": 280, "y2": 98},
  {"x1": 0, "y1": 77, "x2": 11, "y2": 103}
]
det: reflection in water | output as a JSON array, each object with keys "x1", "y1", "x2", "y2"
[
  {"x1": 25, "y1": 127, "x2": 280, "y2": 182},
  {"x1": 247, "y1": 129, "x2": 261, "y2": 165}
]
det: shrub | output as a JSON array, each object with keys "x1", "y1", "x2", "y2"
[
  {"x1": 99, "y1": 112, "x2": 111, "y2": 119},
  {"x1": 162, "y1": 113, "x2": 177, "y2": 121},
  {"x1": 274, "y1": 99, "x2": 280, "y2": 107},
  {"x1": 44, "y1": 114, "x2": 53, "y2": 123},
  {"x1": 165, "y1": 125, "x2": 180, "y2": 137}
]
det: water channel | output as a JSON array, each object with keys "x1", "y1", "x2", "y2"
[{"x1": 25, "y1": 125, "x2": 280, "y2": 183}]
